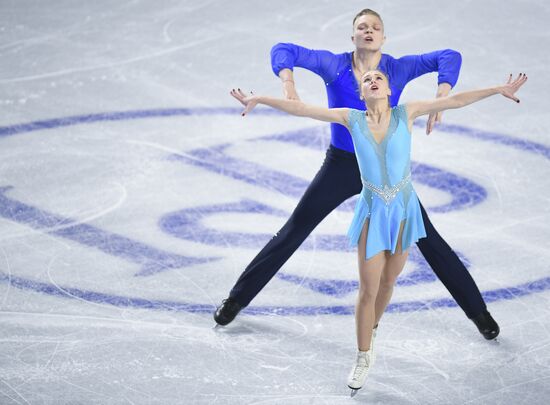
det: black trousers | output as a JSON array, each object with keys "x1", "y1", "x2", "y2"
[{"x1": 229, "y1": 145, "x2": 486, "y2": 318}]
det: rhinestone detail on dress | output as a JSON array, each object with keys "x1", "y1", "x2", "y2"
[{"x1": 362, "y1": 174, "x2": 411, "y2": 205}]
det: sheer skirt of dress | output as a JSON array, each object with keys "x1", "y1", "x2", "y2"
[{"x1": 347, "y1": 180, "x2": 426, "y2": 260}]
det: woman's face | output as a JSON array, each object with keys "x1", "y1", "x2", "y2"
[
  {"x1": 351, "y1": 14, "x2": 385, "y2": 52},
  {"x1": 361, "y1": 70, "x2": 391, "y2": 101}
]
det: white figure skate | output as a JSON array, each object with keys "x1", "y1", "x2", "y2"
[{"x1": 347, "y1": 349, "x2": 372, "y2": 397}]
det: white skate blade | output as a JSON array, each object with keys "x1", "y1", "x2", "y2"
[{"x1": 350, "y1": 388, "x2": 359, "y2": 397}]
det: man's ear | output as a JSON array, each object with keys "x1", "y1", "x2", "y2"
[{"x1": 351, "y1": 35, "x2": 355, "y2": 44}]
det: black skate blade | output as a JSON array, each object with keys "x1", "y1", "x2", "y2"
[{"x1": 213, "y1": 324, "x2": 223, "y2": 330}]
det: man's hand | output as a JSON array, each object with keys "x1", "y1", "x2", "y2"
[
  {"x1": 426, "y1": 82, "x2": 452, "y2": 135},
  {"x1": 279, "y1": 68, "x2": 301, "y2": 101},
  {"x1": 426, "y1": 111, "x2": 442, "y2": 135},
  {"x1": 283, "y1": 81, "x2": 301, "y2": 100}
]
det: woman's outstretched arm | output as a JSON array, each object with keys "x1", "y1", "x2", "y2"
[
  {"x1": 406, "y1": 73, "x2": 528, "y2": 124},
  {"x1": 230, "y1": 89, "x2": 349, "y2": 126}
]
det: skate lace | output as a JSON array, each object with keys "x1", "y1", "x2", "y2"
[{"x1": 352, "y1": 357, "x2": 369, "y2": 381}]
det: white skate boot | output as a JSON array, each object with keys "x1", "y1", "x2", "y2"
[
  {"x1": 347, "y1": 350, "x2": 372, "y2": 396},
  {"x1": 370, "y1": 326, "x2": 378, "y2": 367}
]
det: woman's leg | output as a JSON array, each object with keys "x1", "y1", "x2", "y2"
[
  {"x1": 374, "y1": 222, "x2": 408, "y2": 326},
  {"x1": 375, "y1": 251, "x2": 409, "y2": 324},
  {"x1": 356, "y1": 220, "x2": 386, "y2": 351}
]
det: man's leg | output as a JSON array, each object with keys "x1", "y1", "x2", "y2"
[
  {"x1": 215, "y1": 146, "x2": 362, "y2": 324},
  {"x1": 416, "y1": 201, "x2": 499, "y2": 339}
]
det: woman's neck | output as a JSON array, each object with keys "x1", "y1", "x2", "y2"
[
  {"x1": 365, "y1": 99, "x2": 390, "y2": 122},
  {"x1": 353, "y1": 48, "x2": 382, "y2": 73}
]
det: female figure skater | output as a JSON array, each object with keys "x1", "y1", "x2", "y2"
[
  {"x1": 230, "y1": 71, "x2": 527, "y2": 393},
  {"x1": 215, "y1": 8, "x2": 500, "y2": 341}
]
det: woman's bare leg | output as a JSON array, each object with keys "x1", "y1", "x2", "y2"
[
  {"x1": 374, "y1": 223, "x2": 409, "y2": 326},
  {"x1": 355, "y1": 220, "x2": 386, "y2": 351}
]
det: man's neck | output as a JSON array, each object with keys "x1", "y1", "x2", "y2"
[{"x1": 353, "y1": 49, "x2": 382, "y2": 73}]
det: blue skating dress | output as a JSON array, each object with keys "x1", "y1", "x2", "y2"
[{"x1": 347, "y1": 105, "x2": 426, "y2": 259}]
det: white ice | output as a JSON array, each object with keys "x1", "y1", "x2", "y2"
[{"x1": 1, "y1": 0, "x2": 550, "y2": 404}]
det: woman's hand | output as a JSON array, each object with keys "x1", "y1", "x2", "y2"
[
  {"x1": 230, "y1": 88, "x2": 259, "y2": 116},
  {"x1": 500, "y1": 73, "x2": 528, "y2": 103}
]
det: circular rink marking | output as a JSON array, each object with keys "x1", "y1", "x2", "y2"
[{"x1": 0, "y1": 107, "x2": 549, "y2": 316}]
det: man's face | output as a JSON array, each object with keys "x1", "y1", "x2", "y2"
[{"x1": 352, "y1": 15, "x2": 385, "y2": 51}]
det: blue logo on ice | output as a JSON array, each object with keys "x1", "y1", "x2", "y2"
[{"x1": 0, "y1": 108, "x2": 549, "y2": 316}]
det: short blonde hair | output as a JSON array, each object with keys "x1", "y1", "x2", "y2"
[{"x1": 352, "y1": 8, "x2": 384, "y2": 28}]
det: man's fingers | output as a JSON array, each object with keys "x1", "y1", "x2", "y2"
[{"x1": 427, "y1": 113, "x2": 438, "y2": 133}]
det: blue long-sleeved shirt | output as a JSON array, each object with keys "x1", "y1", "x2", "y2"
[{"x1": 271, "y1": 43, "x2": 462, "y2": 152}]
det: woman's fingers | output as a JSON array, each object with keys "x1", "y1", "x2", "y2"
[
  {"x1": 515, "y1": 73, "x2": 525, "y2": 84},
  {"x1": 519, "y1": 74, "x2": 528, "y2": 85},
  {"x1": 504, "y1": 92, "x2": 520, "y2": 103},
  {"x1": 502, "y1": 73, "x2": 527, "y2": 104},
  {"x1": 230, "y1": 88, "x2": 241, "y2": 99},
  {"x1": 238, "y1": 88, "x2": 254, "y2": 98},
  {"x1": 513, "y1": 73, "x2": 528, "y2": 86},
  {"x1": 231, "y1": 88, "x2": 251, "y2": 105},
  {"x1": 511, "y1": 74, "x2": 528, "y2": 98},
  {"x1": 242, "y1": 101, "x2": 256, "y2": 116}
]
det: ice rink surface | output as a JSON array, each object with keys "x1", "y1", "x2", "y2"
[{"x1": 1, "y1": 0, "x2": 549, "y2": 403}]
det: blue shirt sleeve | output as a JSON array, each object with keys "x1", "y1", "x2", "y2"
[
  {"x1": 393, "y1": 49, "x2": 462, "y2": 88},
  {"x1": 270, "y1": 42, "x2": 346, "y2": 84}
]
